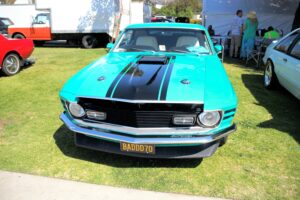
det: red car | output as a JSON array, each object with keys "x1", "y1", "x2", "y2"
[{"x1": 0, "y1": 34, "x2": 34, "y2": 76}]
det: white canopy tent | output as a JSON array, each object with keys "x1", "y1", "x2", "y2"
[{"x1": 202, "y1": 0, "x2": 300, "y2": 36}]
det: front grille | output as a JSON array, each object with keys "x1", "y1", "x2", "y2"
[{"x1": 78, "y1": 98, "x2": 203, "y2": 128}]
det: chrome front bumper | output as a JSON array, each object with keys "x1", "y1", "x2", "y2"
[{"x1": 60, "y1": 112, "x2": 236, "y2": 145}]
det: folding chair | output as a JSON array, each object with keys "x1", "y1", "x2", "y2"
[{"x1": 246, "y1": 38, "x2": 275, "y2": 69}]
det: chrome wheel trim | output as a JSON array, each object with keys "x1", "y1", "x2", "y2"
[
  {"x1": 3, "y1": 55, "x2": 20, "y2": 74},
  {"x1": 264, "y1": 62, "x2": 272, "y2": 86}
]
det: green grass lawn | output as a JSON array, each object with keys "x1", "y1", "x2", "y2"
[{"x1": 0, "y1": 48, "x2": 299, "y2": 200}]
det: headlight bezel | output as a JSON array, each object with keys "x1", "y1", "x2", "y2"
[
  {"x1": 68, "y1": 102, "x2": 86, "y2": 118},
  {"x1": 197, "y1": 110, "x2": 222, "y2": 128}
]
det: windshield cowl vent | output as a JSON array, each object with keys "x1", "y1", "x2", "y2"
[{"x1": 137, "y1": 56, "x2": 170, "y2": 65}]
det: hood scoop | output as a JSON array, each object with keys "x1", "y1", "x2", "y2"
[
  {"x1": 137, "y1": 56, "x2": 169, "y2": 65},
  {"x1": 105, "y1": 55, "x2": 174, "y2": 100}
]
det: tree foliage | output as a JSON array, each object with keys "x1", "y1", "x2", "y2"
[{"x1": 152, "y1": 0, "x2": 202, "y2": 18}]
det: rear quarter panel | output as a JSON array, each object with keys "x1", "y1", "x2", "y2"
[{"x1": 0, "y1": 36, "x2": 34, "y2": 67}]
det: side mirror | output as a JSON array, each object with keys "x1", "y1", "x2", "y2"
[
  {"x1": 214, "y1": 45, "x2": 223, "y2": 54},
  {"x1": 106, "y1": 43, "x2": 114, "y2": 49}
]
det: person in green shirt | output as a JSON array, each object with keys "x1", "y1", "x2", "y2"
[
  {"x1": 240, "y1": 11, "x2": 258, "y2": 59},
  {"x1": 264, "y1": 26, "x2": 280, "y2": 39}
]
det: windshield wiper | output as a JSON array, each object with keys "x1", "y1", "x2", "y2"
[
  {"x1": 127, "y1": 47, "x2": 155, "y2": 53},
  {"x1": 169, "y1": 49, "x2": 209, "y2": 56},
  {"x1": 169, "y1": 49, "x2": 189, "y2": 53},
  {"x1": 193, "y1": 51, "x2": 210, "y2": 55}
]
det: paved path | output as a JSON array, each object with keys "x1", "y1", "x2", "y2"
[{"x1": 0, "y1": 171, "x2": 226, "y2": 200}]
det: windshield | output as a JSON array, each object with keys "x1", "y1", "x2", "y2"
[
  {"x1": 0, "y1": 18, "x2": 13, "y2": 26},
  {"x1": 112, "y1": 28, "x2": 212, "y2": 55}
]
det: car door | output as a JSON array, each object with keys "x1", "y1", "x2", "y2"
[
  {"x1": 272, "y1": 32, "x2": 299, "y2": 88},
  {"x1": 286, "y1": 37, "x2": 300, "y2": 99},
  {"x1": 30, "y1": 13, "x2": 51, "y2": 40}
]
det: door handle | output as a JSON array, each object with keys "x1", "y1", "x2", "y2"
[{"x1": 283, "y1": 58, "x2": 288, "y2": 62}]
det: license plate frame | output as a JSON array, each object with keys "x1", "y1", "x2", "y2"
[{"x1": 120, "y1": 142, "x2": 155, "y2": 155}]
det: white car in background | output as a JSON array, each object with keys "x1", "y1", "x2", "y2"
[{"x1": 263, "y1": 28, "x2": 300, "y2": 100}]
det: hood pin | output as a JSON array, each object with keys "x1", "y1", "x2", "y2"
[
  {"x1": 181, "y1": 79, "x2": 190, "y2": 85},
  {"x1": 97, "y1": 76, "x2": 106, "y2": 81}
]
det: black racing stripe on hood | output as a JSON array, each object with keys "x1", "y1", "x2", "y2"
[
  {"x1": 105, "y1": 62, "x2": 133, "y2": 98},
  {"x1": 109, "y1": 56, "x2": 172, "y2": 100},
  {"x1": 159, "y1": 56, "x2": 175, "y2": 100}
]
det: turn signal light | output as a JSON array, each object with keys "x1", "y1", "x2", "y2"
[
  {"x1": 86, "y1": 110, "x2": 106, "y2": 120},
  {"x1": 173, "y1": 116, "x2": 195, "y2": 126}
]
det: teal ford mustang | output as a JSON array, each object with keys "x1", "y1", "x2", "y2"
[{"x1": 59, "y1": 23, "x2": 238, "y2": 159}]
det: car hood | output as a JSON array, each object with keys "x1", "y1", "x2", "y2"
[{"x1": 61, "y1": 52, "x2": 235, "y2": 107}]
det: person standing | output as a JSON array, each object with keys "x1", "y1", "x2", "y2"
[
  {"x1": 229, "y1": 10, "x2": 243, "y2": 58},
  {"x1": 240, "y1": 11, "x2": 258, "y2": 60},
  {"x1": 208, "y1": 25, "x2": 215, "y2": 36}
]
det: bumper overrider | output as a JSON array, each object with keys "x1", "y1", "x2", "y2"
[{"x1": 60, "y1": 112, "x2": 236, "y2": 158}]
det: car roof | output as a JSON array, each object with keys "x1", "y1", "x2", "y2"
[{"x1": 126, "y1": 23, "x2": 206, "y2": 31}]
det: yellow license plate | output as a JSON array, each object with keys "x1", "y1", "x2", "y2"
[{"x1": 120, "y1": 142, "x2": 155, "y2": 154}]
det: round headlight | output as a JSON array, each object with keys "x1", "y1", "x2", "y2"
[
  {"x1": 68, "y1": 103, "x2": 85, "y2": 117},
  {"x1": 197, "y1": 111, "x2": 221, "y2": 127}
]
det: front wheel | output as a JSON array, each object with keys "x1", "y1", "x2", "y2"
[
  {"x1": 264, "y1": 60, "x2": 278, "y2": 89},
  {"x1": 13, "y1": 33, "x2": 25, "y2": 39},
  {"x1": 1, "y1": 53, "x2": 21, "y2": 76},
  {"x1": 81, "y1": 35, "x2": 98, "y2": 48}
]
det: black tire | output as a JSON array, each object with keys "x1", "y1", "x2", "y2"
[
  {"x1": 1, "y1": 53, "x2": 21, "y2": 76},
  {"x1": 81, "y1": 35, "x2": 98, "y2": 48},
  {"x1": 264, "y1": 60, "x2": 278, "y2": 89},
  {"x1": 13, "y1": 33, "x2": 25, "y2": 39}
]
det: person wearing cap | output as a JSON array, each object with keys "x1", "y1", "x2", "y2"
[
  {"x1": 264, "y1": 26, "x2": 280, "y2": 39},
  {"x1": 229, "y1": 9, "x2": 243, "y2": 58},
  {"x1": 240, "y1": 11, "x2": 258, "y2": 60}
]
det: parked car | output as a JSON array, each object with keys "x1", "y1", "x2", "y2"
[
  {"x1": 59, "y1": 23, "x2": 238, "y2": 159},
  {"x1": 0, "y1": 34, "x2": 34, "y2": 76},
  {"x1": 151, "y1": 17, "x2": 172, "y2": 23},
  {"x1": 263, "y1": 28, "x2": 300, "y2": 100},
  {"x1": 175, "y1": 17, "x2": 190, "y2": 23},
  {"x1": 0, "y1": 17, "x2": 14, "y2": 36}
]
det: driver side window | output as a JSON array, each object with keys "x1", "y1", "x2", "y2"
[{"x1": 34, "y1": 15, "x2": 49, "y2": 24}]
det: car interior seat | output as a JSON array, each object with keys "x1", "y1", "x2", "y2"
[
  {"x1": 135, "y1": 36, "x2": 159, "y2": 51},
  {"x1": 176, "y1": 36, "x2": 200, "y2": 47}
]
